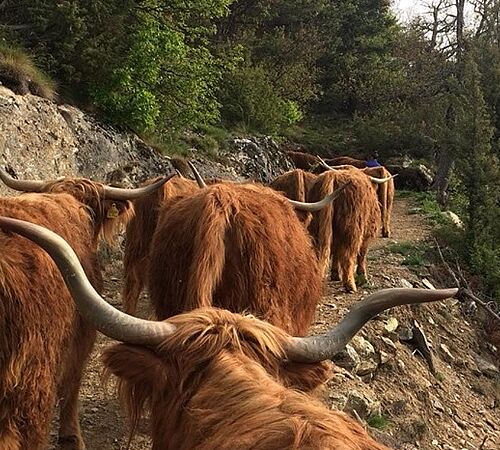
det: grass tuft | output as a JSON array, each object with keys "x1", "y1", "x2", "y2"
[{"x1": 0, "y1": 41, "x2": 56, "y2": 100}]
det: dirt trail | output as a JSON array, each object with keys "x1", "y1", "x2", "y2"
[{"x1": 50, "y1": 197, "x2": 499, "y2": 450}]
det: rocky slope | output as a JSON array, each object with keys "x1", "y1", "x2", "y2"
[{"x1": 1, "y1": 86, "x2": 498, "y2": 450}]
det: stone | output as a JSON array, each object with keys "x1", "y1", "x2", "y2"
[
  {"x1": 473, "y1": 355, "x2": 499, "y2": 378},
  {"x1": 384, "y1": 317, "x2": 399, "y2": 333},
  {"x1": 440, "y1": 343, "x2": 455, "y2": 363},
  {"x1": 400, "y1": 278, "x2": 414, "y2": 289},
  {"x1": 332, "y1": 344, "x2": 360, "y2": 370},
  {"x1": 380, "y1": 336, "x2": 398, "y2": 351},
  {"x1": 344, "y1": 391, "x2": 380, "y2": 420},
  {"x1": 351, "y1": 336, "x2": 375, "y2": 357},
  {"x1": 356, "y1": 359, "x2": 379, "y2": 376}
]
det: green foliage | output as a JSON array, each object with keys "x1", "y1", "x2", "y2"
[
  {"x1": 367, "y1": 414, "x2": 390, "y2": 430},
  {"x1": 219, "y1": 64, "x2": 303, "y2": 132},
  {"x1": 0, "y1": 40, "x2": 56, "y2": 100},
  {"x1": 386, "y1": 241, "x2": 426, "y2": 267}
]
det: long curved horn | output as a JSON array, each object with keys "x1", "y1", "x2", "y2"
[
  {"x1": 317, "y1": 156, "x2": 333, "y2": 171},
  {"x1": 284, "y1": 287, "x2": 458, "y2": 363},
  {"x1": 288, "y1": 181, "x2": 351, "y2": 212},
  {"x1": 102, "y1": 173, "x2": 175, "y2": 200},
  {"x1": 0, "y1": 166, "x2": 48, "y2": 192},
  {"x1": 369, "y1": 174, "x2": 397, "y2": 185},
  {"x1": 187, "y1": 161, "x2": 207, "y2": 188},
  {"x1": 0, "y1": 217, "x2": 175, "y2": 345}
]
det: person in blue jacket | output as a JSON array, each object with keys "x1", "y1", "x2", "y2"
[{"x1": 366, "y1": 153, "x2": 381, "y2": 167}]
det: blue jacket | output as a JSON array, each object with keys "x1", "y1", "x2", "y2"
[{"x1": 366, "y1": 159, "x2": 381, "y2": 167}]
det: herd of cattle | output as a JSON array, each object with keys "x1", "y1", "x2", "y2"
[{"x1": 0, "y1": 150, "x2": 458, "y2": 450}]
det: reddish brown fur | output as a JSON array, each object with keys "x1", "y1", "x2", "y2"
[
  {"x1": 148, "y1": 183, "x2": 322, "y2": 336},
  {"x1": 269, "y1": 169, "x2": 316, "y2": 226},
  {"x1": 307, "y1": 170, "x2": 380, "y2": 291},
  {"x1": 325, "y1": 156, "x2": 367, "y2": 169},
  {"x1": 123, "y1": 176, "x2": 198, "y2": 314},
  {"x1": 0, "y1": 179, "x2": 132, "y2": 450},
  {"x1": 102, "y1": 308, "x2": 390, "y2": 450},
  {"x1": 362, "y1": 167, "x2": 395, "y2": 238},
  {"x1": 285, "y1": 150, "x2": 319, "y2": 170}
]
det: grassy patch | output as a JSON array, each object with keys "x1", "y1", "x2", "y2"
[
  {"x1": 367, "y1": 414, "x2": 390, "y2": 430},
  {"x1": 386, "y1": 241, "x2": 427, "y2": 267},
  {"x1": 0, "y1": 41, "x2": 56, "y2": 100}
]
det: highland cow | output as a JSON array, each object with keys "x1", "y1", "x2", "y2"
[
  {"x1": 285, "y1": 150, "x2": 320, "y2": 170},
  {"x1": 148, "y1": 182, "x2": 324, "y2": 335},
  {"x1": 269, "y1": 169, "x2": 318, "y2": 225},
  {"x1": 123, "y1": 175, "x2": 199, "y2": 314},
  {"x1": 307, "y1": 169, "x2": 381, "y2": 291},
  {"x1": 0, "y1": 217, "x2": 459, "y2": 450},
  {"x1": 324, "y1": 156, "x2": 367, "y2": 169},
  {"x1": 0, "y1": 167, "x2": 169, "y2": 450},
  {"x1": 316, "y1": 158, "x2": 396, "y2": 239},
  {"x1": 362, "y1": 166, "x2": 395, "y2": 238}
]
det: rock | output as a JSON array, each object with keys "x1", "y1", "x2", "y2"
[
  {"x1": 440, "y1": 343, "x2": 455, "y2": 363},
  {"x1": 473, "y1": 355, "x2": 499, "y2": 378},
  {"x1": 328, "y1": 393, "x2": 348, "y2": 410},
  {"x1": 399, "y1": 325, "x2": 414, "y2": 341},
  {"x1": 390, "y1": 399, "x2": 407, "y2": 415},
  {"x1": 356, "y1": 359, "x2": 379, "y2": 376},
  {"x1": 332, "y1": 344, "x2": 360, "y2": 370},
  {"x1": 384, "y1": 317, "x2": 399, "y2": 333},
  {"x1": 442, "y1": 211, "x2": 464, "y2": 229},
  {"x1": 385, "y1": 163, "x2": 434, "y2": 191},
  {"x1": 351, "y1": 336, "x2": 375, "y2": 357},
  {"x1": 380, "y1": 336, "x2": 398, "y2": 351},
  {"x1": 379, "y1": 350, "x2": 392, "y2": 364},
  {"x1": 400, "y1": 278, "x2": 414, "y2": 289},
  {"x1": 344, "y1": 391, "x2": 380, "y2": 420}
]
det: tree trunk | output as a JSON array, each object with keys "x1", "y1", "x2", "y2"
[{"x1": 432, "y1": 148, "x2": 454, "y2": 205}]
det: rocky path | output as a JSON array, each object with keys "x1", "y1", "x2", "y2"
[{"x1": 50, "y1": 197, "x2": 499, "y2": 450}]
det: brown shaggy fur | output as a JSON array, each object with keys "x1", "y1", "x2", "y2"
[
  {"x1": 362, "y1": 166, "x2": 395, "y2": 238},
  {"x1": 285, "y1": 150, "x2": 319, "y2": 170},
  {"x1": 269, "y1": 169, "x2": 317, "y2": 226},
  {"x1": 102, "y1": 308, "x2": 390, "y2": 450},
  {"x1": 148, "y1": 183, "x2": 322, "y2": 336},
  {"x1": 0, "y1": 188, "x2": 131, "y2": 449},
  {"x1": 123, "y1": 176, "x2": 198, "y2": 314},
  {"x1": 325, "y1": 156, "x2": 367, "y2": 169},
  {"x1": 307, "y1": 170, "x2": 381, "y2": 291}
]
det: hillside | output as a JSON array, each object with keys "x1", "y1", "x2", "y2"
[
  {"x1": 45, "y1": 194, "x2": 495, "y2": 450},
  {"x1": 0, "y1": 87, "x2": 497, "y2": 450}
]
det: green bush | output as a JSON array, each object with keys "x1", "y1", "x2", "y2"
[{"x1": 219, "y1": 64, "x2": 303, "y2": 133}]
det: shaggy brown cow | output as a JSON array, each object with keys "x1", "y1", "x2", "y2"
[
  {"x1": 308, "y1": 169, "x2": 381, "y2": 291},
  {"x1": 0, "y1": 167, "x2": 169, "y2": 450},
  {"x1": 0, "y1": 217, "x2": 459, "y2": 450},
  {"x1": 123, "y1": 175, "x2": 199, "y2": 314},
  {"x1": 269, "y1": 169, "x2": 318, "y2": 225},
  {"x1": 363, "y1": 166, "x2": 395, "y2": 238},
  {"x1": 148, "y1": 182, "x2": 324, "y2": 336},
  {"x1": 324, "y1": 156, "x2": 367, "y2": 168},
  {"x1": 317, "y1": 158, "x2": 396, "y2": 239},
  {"x1": 285, "y1": 150, "x2": 320, "y2": 170}
]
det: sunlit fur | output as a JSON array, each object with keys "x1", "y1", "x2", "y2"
[
  {"x1": 148, "y1": 183, "x2": 322, "y2": 336},
  {"x1": 102, "y1": 308, "x2": 389, "y2": 450},
  {"x1": 0, "y1": 178, "x2": 132, "y2": 450},
  {"x1": 122, "y1": 176, "x2": 198, "y2": 314},
  {"x1": 285, "y1": 150, "x2": 319, "y2": 170},
  {"x1": 269, "y1": 169, "x2": 316, "y2": 226},
  {"x1": 0, "y1": 191, "x2": 129, "y2": 449},
  {"x1": 307, "y1": 170, "x2": 381, "y2": 292},
  {"x1": 362, "y1": 167, "x2": 395, "y2": 238}
]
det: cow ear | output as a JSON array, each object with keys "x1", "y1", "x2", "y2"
[{"x1": 102, "y1": 343, "x2": 168, "y2": 390}]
